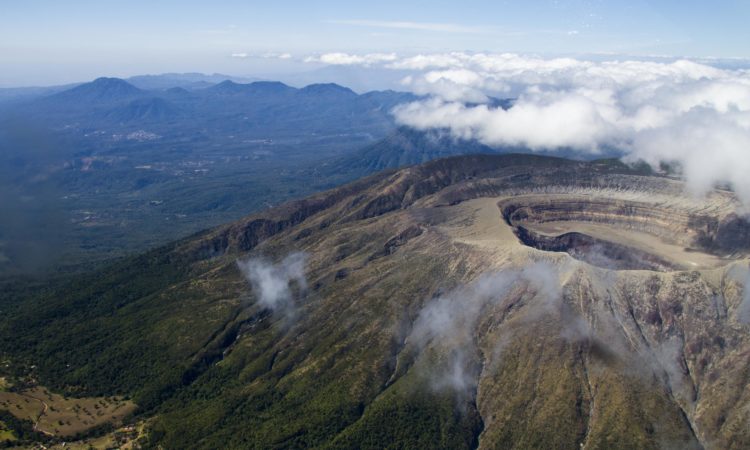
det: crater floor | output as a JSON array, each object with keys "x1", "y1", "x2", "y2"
[{"x1": 520, "y1": 219, "x2": 725, "y2": 270}]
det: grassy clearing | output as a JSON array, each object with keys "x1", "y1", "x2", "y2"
[
  {"x1": 46, "y1": 421, "x2": 148, "y2": 450},
  {"x1": 0, "y1": 390, "x2": 43, "y2": 423},
  {"x1": 0, "y1": 420, "x2": 16, "y2": 442},
  {"x1": 0, "y1": 386, "x2": 136, "y2": 437}
]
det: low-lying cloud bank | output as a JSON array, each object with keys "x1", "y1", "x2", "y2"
[{"x1": 308, "y1": 52, "x2": 750, "y2": 205}]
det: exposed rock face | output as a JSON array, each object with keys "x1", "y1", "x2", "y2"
[
  {"x1": 10, "y1": 155, "x2": 750, "y2": 449},
  {"x1": 701, "y1": 213, "x2": 750, "y2": 254}
]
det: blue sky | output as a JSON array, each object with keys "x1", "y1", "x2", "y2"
[{"x1": 1, "y1": 0, "x2": 749, "y2": 86}]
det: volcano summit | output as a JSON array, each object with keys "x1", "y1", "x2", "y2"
[{"x1": 2, "y1": 154, "x2": 749, "y2": 449}]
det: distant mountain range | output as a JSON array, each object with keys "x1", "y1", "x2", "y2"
[
  {"x1": 12, "y1": 77, "x2": 418, "y2": 139},
  {"x1": 0, "y1": 75, "x2": 529, "y2": 276},
  {"x1": 0, "y1": 73, "x2": 261, "y2": 105},
  {"x1": 126, "y1": 72, "x2": 261, "y2": 91}
]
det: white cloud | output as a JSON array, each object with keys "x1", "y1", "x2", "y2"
[
  {"x1": 230, "y1": 52, "x2": 248, "y2": 58},
  {"x1": 393, "y1": 93, "x2": 617, "y2": 152},
  {"x1": 259, "y1": 52, "x2": 292, "y2": 60}
]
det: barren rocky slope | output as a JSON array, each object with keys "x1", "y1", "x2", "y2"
[{"x1": 3, "y1": 154, "x2": 749, "y2": 449}]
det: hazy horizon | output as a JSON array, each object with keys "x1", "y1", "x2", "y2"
[{"x1": 3, "y1": 0, "x2": 750, "y2": 87}]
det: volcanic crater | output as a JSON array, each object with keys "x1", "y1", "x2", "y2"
[{"x1": 498, "y1": 191, "x2": 750, "y2": 272}]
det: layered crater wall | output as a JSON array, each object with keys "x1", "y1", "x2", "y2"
[{"x1": 497, "y1": 191, "x2": 750, "y2": 271}]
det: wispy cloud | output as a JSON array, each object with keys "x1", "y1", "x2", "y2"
[
  {"x1": 230, "y1": 52, "x2": 293, "y2": 60},
  {"x1": 258, "y1": 52, "x2": 293, "y2": 59},
  {"x1": 237, "y1": 252, "x2": 308, "y2": 319},
  {"x1": 304, "y1": 52, "x2": 397, "y2": 66},
  {"x1": 408, "y1": 262, "x2": 564, "y2": 394},
  {"x1": 328, "y1": 19, "x2": 491, "y2": 34}
]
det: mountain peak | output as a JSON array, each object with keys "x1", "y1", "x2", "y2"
[
  {"x1": 247, "y1": 80, "x2": 295, "y2": 92},
  {"x1": 210, "y1": 79, "x2": 242, "y2": 91},
  {"x1": 83, "y1": 77, "x2": 142, "y2": 94},
  {"x1": 47, "y1": 77, "x2": 144, "y2": 104},
  {"x1": 90, "y1": 76, "x2": 131, "y2": 86},
  {"x1": 299, "y1": 83, "x2": 356, "y2": 96}
]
